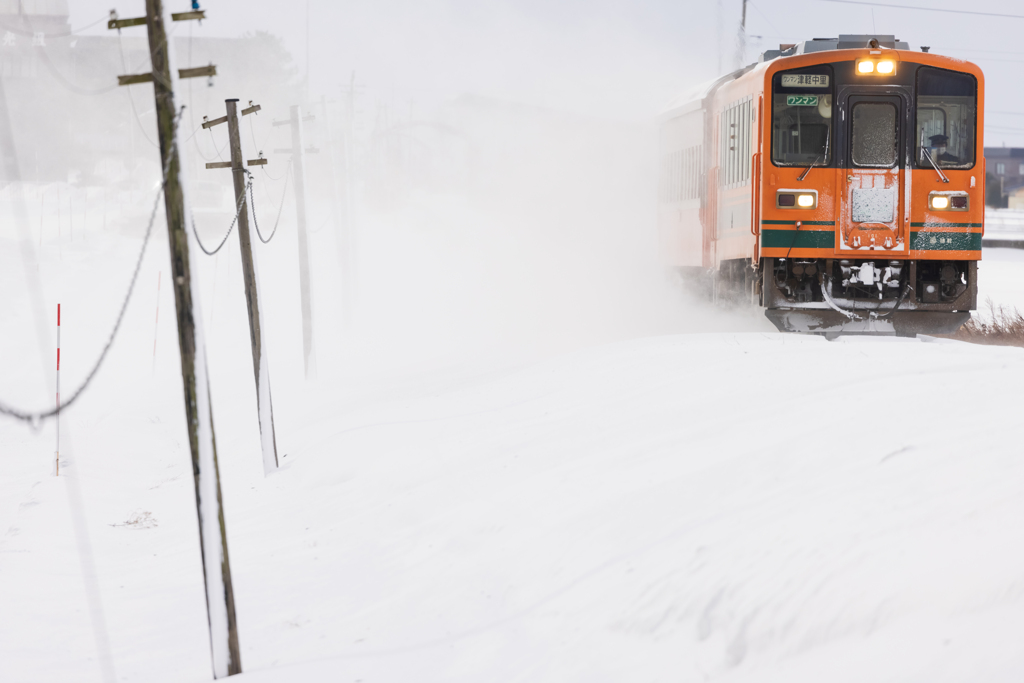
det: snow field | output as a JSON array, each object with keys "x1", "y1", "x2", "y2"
[{"x1": 1, "y1": 172, "x2": 1024, "y2": 681}]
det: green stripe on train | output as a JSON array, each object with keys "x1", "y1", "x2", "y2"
[
  {"x1": 909, "y1": 231, "x2": 982, "y2": 250},
  {"x1": 760, "y1": 229, "x2": 836, "y2": 249},
  {"x1": 761, "y1": 220, "x2": 836, "y2": 226},
  {"x1": 761, "y1": 230, "x2": 982, "y2": 250},
  {"x1": 910, "y1": 222, "x2": 983, "y2": 228}
]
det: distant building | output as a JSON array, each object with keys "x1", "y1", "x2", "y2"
[
  {"x1": 0, "y1": 0, "x2": 300, "y2": 187},
  {"x1": 1007, "y1": 186, "x2": 1024, "y2": 211},
  {"x1": 984, "y1": 147, "x2": 1024, "y2": 207}
]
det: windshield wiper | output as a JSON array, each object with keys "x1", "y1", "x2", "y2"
[
  {"x1": 797, "y1": 154, "x2": 822, "y2": 181},
  {"x1": 798, "y1": 123, "x2": 831, "y2": 182},
  {"x1": 921, "y1": 147, "x2": 950, "y2": 184}
]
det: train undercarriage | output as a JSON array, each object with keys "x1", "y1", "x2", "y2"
[{"x1": 686, "y1": 257, "x2": 977, "y2": 338}]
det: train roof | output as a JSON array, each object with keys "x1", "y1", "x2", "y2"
[
  {"x1": 658, "y1": 35, "x2": 970, "y2": 122},
  {"x1": 759, "y1": 35, "x2": 910, "y2": 63}
]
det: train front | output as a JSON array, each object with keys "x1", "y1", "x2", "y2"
[{"x1": 759, "y1": 45, "x2": 983, "y2": 336}]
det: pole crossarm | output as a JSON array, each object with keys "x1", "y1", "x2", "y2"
[
  {"x1": 202, "y1": 115, "x2": 228, "y2": 129},
  {"x1": 108, "y1": 16, "x2": 146, "y2": 29},
  {"x1": 180, "y1": 65, "x2": 217, "y2": 80},
  {"x1": 241, "y1": 104, "x2": 261, "y2": 116},
  {"x1": 118, "y1": 65, "x2": 217, "y2": 87},
  {"x1": 171, "y1": 10, "x2": 206, "y2": 21},
  {"x1": 247, "y1": 158, "x2": 268, "y2": 166},
  {"x1": 109, "y1": 10, "x2": 205, "y2": 28},
  {"x1": 118, "y1": 73, "x2": 154, "y2": 86},
  {"x1": 272, "y1": 115, "x2": 314, "y2": 127},
  {"x1": 205, "y1": 161, "x2": 233, "y2": 169}
]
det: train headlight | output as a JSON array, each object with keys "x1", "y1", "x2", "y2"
[
  {"x1": 929, "y1": 192, "x2": 969, "y2": 211},
  {"x1": 857, "y1": 59, "x2": 896, "y2": 75},
  {"x1": 777, "y1": 190, "x2": 818, "y2": 209}
]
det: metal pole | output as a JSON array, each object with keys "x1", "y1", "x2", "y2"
[
  {"x1": 290, "y1": 104, "x2": 316, "y2": 377},
  {"x1": 144, "y1": 0, "x2": 241, "y2": 675},
  {"x1": 225, "y1": 98, "x2": 279, "y2": 474}
]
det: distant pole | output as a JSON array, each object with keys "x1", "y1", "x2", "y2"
[
  {"x1": 55, "y1": 303, "x2": 60, "y2": 476},
  {"x1": 110, "y1": 1, "x2": 240, "y2": 676},
  {"x1": 305, "y1": 1, "x2": 310, "y2": 104},
  {"x1": 273, "y1": 105, "x2": 317, "y2": 377},
  {"x1": 204, "y1": 98, "x2": 280, "y2": 474},
  {"x1": 152, "y1": 270, "x2": 161, "y2": 372},
  {"x1": 716, "y1": 0, "x2": 723, "y2": 74},
  {"x1": 738, "y1": 0, "x2": 748, "y2": 67},
  {"x1": 320, "y1": 94, "x2": 350, "y2": 328},
  {"x1": 292, "y1": 105, "x2": 315, "y2": 377}
]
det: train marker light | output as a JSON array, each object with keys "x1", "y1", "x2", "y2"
[
  {"x1": 929, "y1": 192, "x2": 969, "y2": 211},
  {"x1": 777, "y1": 190, "x2": 818, "y2": 209},
  {"x1": 857, "y1": 60, "x2": 875, "y2": 74},
  {"x1": 877, "y1": 60, "x2": 895, "y2": 74}
]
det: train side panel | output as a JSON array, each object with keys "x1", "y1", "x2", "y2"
[{"x1": 658, "y1": 107, "x2": 704, "y2": 268}]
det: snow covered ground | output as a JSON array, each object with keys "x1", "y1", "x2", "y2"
[{"x1": 3, "y1": 174, "x2": 1024, "y2": 683}]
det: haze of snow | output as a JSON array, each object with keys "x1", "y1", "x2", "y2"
[{"x1": 2, "y1": 43, "x2": 1024, "y2": 683}]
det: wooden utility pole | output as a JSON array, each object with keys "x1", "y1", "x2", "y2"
[
  {"x1": 273, "y1": 106, "x2": 317, "y2": 377},
  {"x1": 202, "y1": 99, "x2": 280, "y2": 475},
  {"x1": 110, "y1": 3, "x2": 241, "y2": 677}
]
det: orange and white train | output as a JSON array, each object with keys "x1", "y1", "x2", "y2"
[{"x1": 658, "y1": 35, "x2": 983, "y2": 336}]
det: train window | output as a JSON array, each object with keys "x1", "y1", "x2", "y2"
[
  {"x1": 719, "y1": 98, "x2": 752, "y2": 187},
  {"x1": 851, "y1": 102, "x2": 898, "y2": 167},
  {"x1": 915, "y1": 66, "x2": 976, "y2": 169},
  {"x1": 660, "y1": 144, "x2": 703, "y2": 202},
  {"x1": 772, "y1": 66, "x2": 833, "y2": 167}
]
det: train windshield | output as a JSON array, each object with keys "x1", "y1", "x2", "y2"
[
  {"x1": 915, "y1": 66, "x2": 977, "y2": 169},
  {"x1": 772, "y1": 66, "x2": 834, "y2": 167}
]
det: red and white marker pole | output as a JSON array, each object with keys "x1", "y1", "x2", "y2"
[{"x1": 55, "y1": 303, "x2": 60, "y2": 476}]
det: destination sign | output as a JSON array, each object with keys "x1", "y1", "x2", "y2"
[{"x1": 781, "y1": 74, "x2": 829, "y2": 88}]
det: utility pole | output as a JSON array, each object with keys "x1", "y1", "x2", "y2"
[
  {"x1": 737, "y1": 0, "x2": 749, "y2": 69},
  {"x1": 202, "y1": 99, "x2": 280, "y2": 475},
  {"x1": 320, "y1": 95, "x2": 351, "y2": 329},
  {"x1": 109, "y1": 3, "x2": 241, "y2": 677},
  {"x1": 340, "y1": 72, "x2": 363, "y2": 327},
  {"x1": 273, "y1": 106, "x2": 317, "y2": 377}
]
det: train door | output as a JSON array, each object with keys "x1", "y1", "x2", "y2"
[{"x1": 836, "y1": 94, "x2": 910, "y2": 255}]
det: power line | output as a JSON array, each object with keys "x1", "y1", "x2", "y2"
[
  {"x1": 0, "y1": 13, "x2": 108, "y2": 38},
  {"x1": 0, "y1": 167, "x2": 167, "y2": 421},
  {"x1": 746, "y1": 1, "x2": 785, "y2": 42},
  {"x1": 117, "y1": 32, "x2": 159, "y2": 148},
  {"x1": 930, "y1": 47, "x2": 1024, "y2": 56},
  {"x1": 819, "y1": 0, "x2": 1024, "y2": 19}
]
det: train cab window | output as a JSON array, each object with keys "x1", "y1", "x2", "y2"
[
  {"x1": 915, "y1": 66, "x2": 977, "y2": 169},
  {"x1": 851, "y1": 102, "x2": 898, "y2": 167},
  {"x1": 772, "y1": 66, "x2": 834, "y2": 167}
]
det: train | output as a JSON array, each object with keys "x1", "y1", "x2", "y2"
[{"x1": 658, "y1": 35, "x2": 984, "y2": 337}]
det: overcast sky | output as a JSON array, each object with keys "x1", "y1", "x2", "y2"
[{"x1": 68, "y1": 0, "x2": 1024, "y2": 143}]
